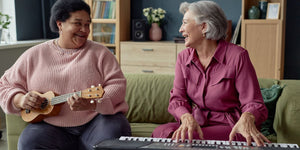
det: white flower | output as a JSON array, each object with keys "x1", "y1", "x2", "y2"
[
  {"x1": 159, "y1": 14, "x2": 165, "y2": 19},
  {"x1": 143, "y1": 7, "x2": 166, "y2": 26}
]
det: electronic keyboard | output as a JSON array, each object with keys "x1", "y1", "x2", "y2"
[{"x1": 93, "y1": 136, "x2": 299, "y2": 150}]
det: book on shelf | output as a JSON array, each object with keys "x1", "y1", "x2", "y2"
[
  {"x1": 110, "y1": 25, "x2": 115, "y2": 44},
  {"x1": 103, "y1": 1, "x2": 110, "y2": 18},
  {"x1": 109, "y1": 1, "x2": 116, "y2": 19}
]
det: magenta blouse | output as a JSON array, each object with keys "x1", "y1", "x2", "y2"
[{"x1": 169, "y1": 40, "x2": 268, "y2": 128}]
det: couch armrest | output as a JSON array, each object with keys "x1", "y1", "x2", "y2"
[
  {"x1": 274, "y1": 80, "x2": 300, "y2": 145},
  {"x1": 6, "y1": 114, "x2": 28, "y2": 150}
]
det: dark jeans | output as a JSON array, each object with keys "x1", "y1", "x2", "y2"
[{"x1": 18, "y1": 113, "x2": 131, "y2": 150}]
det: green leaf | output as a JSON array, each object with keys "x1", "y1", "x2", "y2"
[{"x1": 0, "y1": 12, "x2": 11, "y2": 29}]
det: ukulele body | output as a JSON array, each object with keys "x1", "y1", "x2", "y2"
[{"x1": 20, "y1": 91, "x2": 62, "y2": 123}]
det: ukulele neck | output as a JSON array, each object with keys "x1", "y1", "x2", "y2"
[{"x1": 50, "y1": 91, "x2": 81, "y2": 105}]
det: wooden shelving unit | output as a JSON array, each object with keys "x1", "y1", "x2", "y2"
[
  {"x1": 241, "y1": 0, "x2": 286, "y2": 79},
  {"x1": 85, "y1": 0, "x2": 131, "y2": 62}
]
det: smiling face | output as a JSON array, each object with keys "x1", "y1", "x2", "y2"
[
  {"x1": 179, "y1": 10, "x2": 205, "y2": 48},
  {"x1": 57, "y1": 10, "x2": 91, "y2": 49}
]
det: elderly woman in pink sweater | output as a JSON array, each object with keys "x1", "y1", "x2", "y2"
[
  {"x1": 152, "y1": 1, "x2": 270, "y2": 147},
  {"x1": 0, "y1": 0, "x2": 130, "y2": 149}
]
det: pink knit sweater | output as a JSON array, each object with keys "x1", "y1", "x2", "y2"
[{"x1": 0, "y1": 39, "x2": 128, "y2": 127}]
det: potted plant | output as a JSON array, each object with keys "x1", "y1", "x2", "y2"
[{"x1": 0, "y1": 12, "x2": 11, "y2": 41}]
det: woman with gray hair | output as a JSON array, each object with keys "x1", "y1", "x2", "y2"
[{"x1": 152, "y1": 0, "x2": 270, "y2": 147}]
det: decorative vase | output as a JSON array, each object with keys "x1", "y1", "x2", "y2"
[
  {"x1": 248, "y1": 6, "x2": 260, "y2": 19},
  {"x1": 259, "y1": 0, "x2": 268, "y2": 19},
  {"x1": 149, "y1": 23, "x2": 162, "y2": 41}
]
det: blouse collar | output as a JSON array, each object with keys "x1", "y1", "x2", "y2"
[{"x1": 185, "y1": 40, "x2": 227, "y2": 66}]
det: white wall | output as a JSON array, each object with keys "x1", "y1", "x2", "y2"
[{"x1": 0, "y1": 0, "x2": 17, "y2": 42}]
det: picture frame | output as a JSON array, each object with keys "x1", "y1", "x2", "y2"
[{"x1": 266, "y1": 3, "x2": 280, "y2": 19}]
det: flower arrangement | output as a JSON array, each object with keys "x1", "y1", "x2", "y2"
[
  {"x1": 0, "y1": 12, "x2": 11, "y2": 29},
  {"x1": 143, "y1": 7, "x2": 166, "y2": 26}
]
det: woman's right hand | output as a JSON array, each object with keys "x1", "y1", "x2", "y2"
[
  {"x1": 172, "y1": 113, "x2": 203, "y2": 143},
  {"x1": 13, "y1": 92, "x2": 44, "y2": 110}
]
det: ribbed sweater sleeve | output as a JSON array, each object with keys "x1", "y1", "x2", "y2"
[{"x1": 0, "y1": 40, "x2": 128, "y2": 127}]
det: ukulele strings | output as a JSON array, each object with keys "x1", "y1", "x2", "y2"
[{"x1": 50, "y1": 91, "x2": 81, "y2": 105}]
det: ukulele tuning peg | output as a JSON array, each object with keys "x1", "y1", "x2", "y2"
[
  {"x1": 90, "y1": 100, "x2": 95, "y2": 103},
  {"x1": 98, "y1": 84, "x2": 102, "y2": 87},
  {"x1": 91, "y1": 85, "x2": 95, "y2": 88}
]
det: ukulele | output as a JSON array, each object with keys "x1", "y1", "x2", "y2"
[{"x1": 20, "y1": 84, "x2": 104, "y2": 123}]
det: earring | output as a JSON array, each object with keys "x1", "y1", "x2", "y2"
[{"x1": 202, "y1": 32, "x2": 206, "y2": 38}]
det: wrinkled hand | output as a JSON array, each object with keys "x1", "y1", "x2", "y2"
[
  {"x1": 229, "y1": 112, "x2": 270, "y2": 146},
  {"x1": 67, "y1": 90, "x2": 96, "y2": 111},
  {"x1": 18, "y1": 92, "x2": 45, "y2": 110},
  {"x1": 172, "y1": 113, "x2": 203, "y2": 143}
]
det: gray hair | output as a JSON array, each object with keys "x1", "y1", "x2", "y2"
[{"x1": 179, "y1": 1, "x2": 228, "y2": 40}]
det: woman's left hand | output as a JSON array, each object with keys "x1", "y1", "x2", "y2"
[
  {"x1": 67, "y1": 90, "x2": 96, "y2": 111},
  {"x1": 229, "y1": 112, "x2": 271, "y2": 147}
]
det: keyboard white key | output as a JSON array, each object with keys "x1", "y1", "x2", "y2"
[{"x1": 118, "y1": 136, "x2": 299, "y2": 149}]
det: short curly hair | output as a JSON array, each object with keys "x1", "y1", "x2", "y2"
[
  {"x1": 49, "y1": 0, "x2": 91, "y2": 33},
  {"x1": 179, "y1": 1, "x2": 227, "y2": 40}
]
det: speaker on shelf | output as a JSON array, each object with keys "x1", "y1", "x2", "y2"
[{"x1": 132, "y1": 19, "x2": 147, "y2": 41}]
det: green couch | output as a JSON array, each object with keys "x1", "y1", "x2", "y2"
[{"x1": 5, "y1": 74, "x2": 300, "y2": 150}]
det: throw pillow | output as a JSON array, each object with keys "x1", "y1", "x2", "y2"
[{"x1": 260, "y1": 83, "x2": 284, "y2": 136}]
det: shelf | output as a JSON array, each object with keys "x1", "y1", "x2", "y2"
[
  {"x1": 92, "y1": 19, "x2": 117, "y2": 23},
  {"x1": 243, "y1": 19, "x2": 281, "y2": 24},
  {"x1": 104, "y1": 43, "x2": 116, "y2": 47}
]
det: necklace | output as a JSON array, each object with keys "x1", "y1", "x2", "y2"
[{"x1": 198, "y1": 49, "x2": 215, "y2": 70}]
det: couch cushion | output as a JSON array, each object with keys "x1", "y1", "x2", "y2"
[
  {"x1": 130, "y1": 123, "x2": 160, "y2": 137},
  {"x1": 124, "y1": 74, "x2": 176, "y2": 124}
]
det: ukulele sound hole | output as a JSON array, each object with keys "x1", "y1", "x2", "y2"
[{"x1": 40, "y1": 99, "x2": 48, "y2": 109}]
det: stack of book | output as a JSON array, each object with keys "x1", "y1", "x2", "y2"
[
  {"x1": 173, "y1": 36, "x2": 185, "y2": 43},
  {"x1": 92, "y1": 0, "x2": 116, "y2": 19},
  {"x1": 93, "y1": 24, "x2": 115, "y2": 44}
]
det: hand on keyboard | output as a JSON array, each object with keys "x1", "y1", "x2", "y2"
[
  {"x1": 172, "y1": 113, "x2": 203, "y2": 143},
  {"x1": 229, "y1": 112, "x2": 271, "y2": 146}
]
